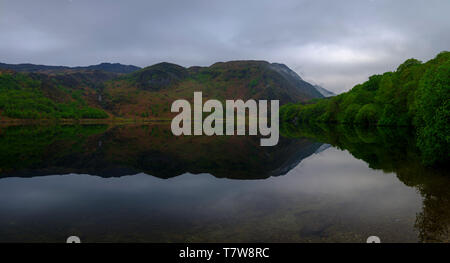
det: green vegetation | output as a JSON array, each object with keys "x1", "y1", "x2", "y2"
[
  {"x1": 0, "y1": 71, "x2": 109, "y2": 119},
  {"x1": 280, "y1": 51, "x2": 449, "y2": 166},
  {"x1": 0, "y1": 60, "x2": 324, "y2": 121}
]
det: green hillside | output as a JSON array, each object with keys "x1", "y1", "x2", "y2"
[
  {"x1": 280, "y1": 51, "x2": 449, "y2": 166},
  {"x1": 0, "y1": 70, "x2": 109, "y2": 119},
  {"x1": 0, "y1": 60, "x2": 324, "y2": 121}
]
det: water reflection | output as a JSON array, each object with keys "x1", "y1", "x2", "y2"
[
  {"x1": 0, "y1": 123, "x2": 448, "y2": 242},
  {"x1": 0, "y1": 124, "x2": 322, "y2": 179}
]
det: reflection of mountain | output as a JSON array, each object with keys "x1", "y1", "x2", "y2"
[
  {"x1": 281, "y1": 122, "x2": 450, "y2": 242},
  {"x1": 0, "y1": 124, "x2": 323, "y2": 180},
  {"x1": 314, "y1": 143, "x2": 331, "y2": 154}
]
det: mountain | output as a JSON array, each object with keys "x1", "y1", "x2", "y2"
[
  {"x1": 0, "y1": 60, "x2": 324, "y2": 120},
  {"x1": 207, "y1": 61, "x2": 324, "y2": 100},
  {"x1": 313, "y1": 85, "x2": 335, "y2": 97},
  {"x1": 101, "y1": 60, "x2": 324, "y2": 118},
  {"x1": 73, "y1": 63, "x2": 141, "y2": 74},
  {"x1": 0, "y1": 62, "x2": 141, "y2": 74}
]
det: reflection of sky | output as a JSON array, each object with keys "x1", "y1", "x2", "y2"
[{"x1": 0, "y1": 147, "x2": 423, "y2": 242}]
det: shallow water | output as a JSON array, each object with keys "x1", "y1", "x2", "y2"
[{"x1": 0, "y1": 124, "x2": 448, "y2": 242}]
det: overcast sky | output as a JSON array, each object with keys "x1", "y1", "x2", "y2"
[{"x1": 0, "y1": 0, "x2": 448, "y2": 93}]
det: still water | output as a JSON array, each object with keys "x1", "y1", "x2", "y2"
[{"x1": 0, "y1": 124, "x2": 448, "y2": 242}]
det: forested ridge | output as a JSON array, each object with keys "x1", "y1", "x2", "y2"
[
  {"x1": 0, "y1": 71, "x2": 109, "y2": 119},
  {"x1": 280, "y1": 51, "x2": 449, "y2": 166}
]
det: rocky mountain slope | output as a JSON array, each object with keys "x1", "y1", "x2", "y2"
[
  {"x1": 313, "y1": 85, "x2": 336, "y2": 97},
  {"x1": 0, "y1": 60, "x2": 329, "y2": 120}
]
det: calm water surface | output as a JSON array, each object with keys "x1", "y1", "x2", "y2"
[{"x1": 0, "y1": 124, "x2": 448, "y2": 242}]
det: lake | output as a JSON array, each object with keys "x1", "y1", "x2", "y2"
[{"x1": 0, "y1": 123, "x2": 448, "y2": 242}]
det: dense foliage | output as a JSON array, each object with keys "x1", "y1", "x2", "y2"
[
  {"x1": 0, "y1": 71, "x2": 109, "y2": 119},
  {"x1": 280, "y1": 51, "x2": 449, "y2": 166}
]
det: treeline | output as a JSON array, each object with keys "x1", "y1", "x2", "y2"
[
  {"x1": 280, "y1": 51, "x2": 449, "y2": 166},
  {"x1": 281, "y1": 122, "x2": 426, "y2": 174},
  {"x1": 0, "y1": 71, "x2": 109, "y2": 119}
]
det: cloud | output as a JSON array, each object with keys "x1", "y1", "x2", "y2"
[{"x1": 0, "y1": 0, "x2": 448, "y2": 93}]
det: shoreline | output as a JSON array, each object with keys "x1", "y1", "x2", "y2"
[{"x1": 0, "y1": 118, "x2": 172, "y2": 126}]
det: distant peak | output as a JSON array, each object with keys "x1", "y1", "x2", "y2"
[
  {"x1": 210, "y1": 60, "x2": 270, "y2": 68},
  {"x1": 0, "y1": 61, "x2": 141, "y2": 74},
  {"x1": 151, "y1": 62, "x2": 185, "y2": 68},
  {"x1": 313, "y1": 85, "x2": 336, "y2": 97}
]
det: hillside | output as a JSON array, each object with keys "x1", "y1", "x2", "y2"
[
  {"x1": 280, "y1": 51, "x2": 450, "y2": 166},
  {"x1": 101, "y1": 60, "x2": 324, "y2": 118},
  {"x1": 0, "y1": 69, "x2": 111, "y2": 119},
  {"x1": 314, "y1": 85, "x2": 336, "y2": 97},
  {"x1": 0, "y1": 60, "x2": 325, "y2": 121}
]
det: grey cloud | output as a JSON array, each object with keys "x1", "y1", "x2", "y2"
[{"x1": 0, "y1": 0, "x2": 448, "y2": 93}]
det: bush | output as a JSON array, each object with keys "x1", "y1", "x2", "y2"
[
  {"x1": 415, "y1": 59, "x2": 450, "y2": 165},
  {"x1": 355, "y1": 104, "x2": 380, "y2": 125},
  {"x1": 343, "y1": 104, "x2": 361, "y2": 123}
]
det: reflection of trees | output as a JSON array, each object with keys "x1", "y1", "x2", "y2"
[
  {"x1": 0, "y1": 124, "x2": 108, "y2": 172},
  {"x1": 280, "y1": 122, "x2": 450, "y2": 242},
  {"x1": 0, "y1": 124, "x2": 322, "y2": 180},
  {"x1": 414, "y1": 173, "x2": 450, "y2": 242}
]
